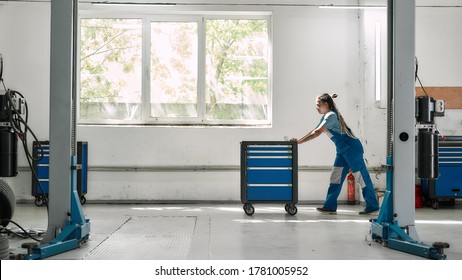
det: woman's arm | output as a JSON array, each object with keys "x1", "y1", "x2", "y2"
[{"x1": 291, "y1": 125, "x2": 327, "y2": 144}]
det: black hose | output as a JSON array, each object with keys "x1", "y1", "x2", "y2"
[
  {"x1": 3, "y1": 85, "x2": 48, "y2": 207},
  {"x1": 0, "y1": 219, "x2": 42, "y2": 242}
]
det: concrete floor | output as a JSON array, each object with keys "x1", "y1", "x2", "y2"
[{"x1": 4, "y1": 203, "x2": 462, "y2": 260}]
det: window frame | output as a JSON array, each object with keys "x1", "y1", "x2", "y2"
[
  {"x1": 145, "y1": 15, "x2": 203, "y2": 124},
  {"x1": 78, "y1": 11, "x2": 272, "y2": 127}
]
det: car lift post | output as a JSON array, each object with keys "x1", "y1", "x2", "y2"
[
  {"x1": 369, "y1": 0, "x2": 448, "y2": 259},
  {"x1": 23, "y1": 0, "x2": 90, "y2": 260}
]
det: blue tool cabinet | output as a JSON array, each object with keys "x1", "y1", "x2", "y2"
[
  {"x1": 241, "y1": 141, "x2": 298, "y2": 215},
  {"x1": 32, "y1": 141, "x2": 88, "y2": 206},
  {"x1": 422, "y1": 136, "x2": 462, "y2": 209}
]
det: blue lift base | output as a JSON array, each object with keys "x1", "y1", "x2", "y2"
[
  {"x1": 24, "y1": 219, "x2": 90, "y2": 260},
  {"x1": 371, "y1": 220, "x2": 447, "y2": 260},
  {"x1": 370, "y1": 190, "x2": 448, "y2": 260},
  {"x1": 25, "y1": 156, "x2": 91, "y2": 260}
]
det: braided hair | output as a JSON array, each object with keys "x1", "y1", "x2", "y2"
[{"x1": 318, "y1": 93, "x2": 356, "y2": 138}]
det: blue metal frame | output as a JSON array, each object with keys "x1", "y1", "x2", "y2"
[
  {"x1": 25, "y1": 156, "x2": 90, "y2": 260},
  {"x1": 370, "y1": 156, "x2": 447, "y2": 260}
]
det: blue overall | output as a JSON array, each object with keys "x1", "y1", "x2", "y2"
[{"x1": 319, "y1": 111, "x2": 379, "y2": 212}]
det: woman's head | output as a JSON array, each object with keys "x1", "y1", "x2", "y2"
[
  {"x1": 316, "y1": 93, "x2": 338, "y2": 115},
  {"x1": 316, "y1": 93, "x2": 356, "y2": 138}
]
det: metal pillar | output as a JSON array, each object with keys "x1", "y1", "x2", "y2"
[
  {"x1": 370, "y1": 0, "x2": 448, "y2": 259},
  {"x1": 42, "y1": 0, "x2": 75, "y2": 244},
  {"x1": 390, "y1": 0, "x2": 418, "y2": 239},
  {"x1": 24, "y1": 0, "x2": 90, "y2": 260}
]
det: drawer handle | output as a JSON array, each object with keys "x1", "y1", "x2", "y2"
[
  {"x1": 248, "y1": 156, "x2": 292, "y2": 159},
  {"x1": 247, "y1": 145, "x2": 292, "y2": 148},
  {"x1": 248, "y1": 167, "x2": 292, "y2": 170},
  {"x1": 248, "y1": 150, "x2": 292, "y2": 154},
  {"x1": 452, "y1": 189, "x2": 460, "y2": 192},
  {"x1": 248, "y1": 184, "x2": 292, "y2": 187}
]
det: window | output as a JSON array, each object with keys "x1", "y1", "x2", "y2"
[
  {"x1": 206, "y1": 19, "x2": 269, "y2": 121},
  {"x1": 80, "y1": 18, "x2": 143, "y2": 122},
  {"x1": 150, "y1": 21, "x2": 199, "y2": 119},
  {"x1": 79, "y1": 15, "x2": 271, "y2": 126}
]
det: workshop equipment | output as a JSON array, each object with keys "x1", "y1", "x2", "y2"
[
  {"x1": 32, "y1": 141, "x2": 88, "y2": 206},
  {"x1": 347, "y1": 171, "x2": 356, "y2": 205},
  {"x1": 0, "y1": 234, "x2": 9, "y2": 260},
  {"x1": 422, "y1": 136, "x2": 462, "y2": 209},
  {"x1": 22, "y1": 0, "x2": 90, "y2": 260},
  {"x1": 241, "y1": 141, "x2": 298, "y2": 215},
  {"x1": 0, "y1": 55, "x2": 16, "y2": 178},
  {"x1": 369, "y1": 0, "x2": 449, "y2": 260},
  {"x1": 415, "y1": 185, "x2": 424, "y2": 208},
  {"x1": 0, "y1": 179, "x2": 16, "y2": 228},
  {"x1": 416, "y1": 96, "x2": 444, "y2": 179},
  {"x1": 1, "y1": 59, "x2": 25, "y2": 228},
  {"x1": 0, "y1": 90, "x2": 17, "y2": 227},
  {"x1": 0, "y1": 91, "x2": 19, "y2": 177}
]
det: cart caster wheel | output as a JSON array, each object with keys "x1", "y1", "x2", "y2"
[
  {"x1": 424, "y1": 197, "x2": 432, "y2": 208},
  {"x1": 285, "y1": 203, "x2": 290, "y2": 212},
  {"x1": 80, "y1": 196, "x2": 86, "y2": 205},
  {"x1": 432, "y1": 201, "x2": 439, "y2": 210},
  {"x1": 34, "y1": 197, "x2": 43, "y2": 207},
  {"x1": 286, "y1": 205, "x2": 297, "y2": 216},
  {"x1": 243, "y1": 204, "x2": 254, "y2": 216}
]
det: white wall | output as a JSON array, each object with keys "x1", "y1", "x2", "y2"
[
  {"x1": 415, "y1": 7, "x2": 462, "y2": 135},
  {"x1": 2, "y1": 1, "x2": 460, "y2": 203}
]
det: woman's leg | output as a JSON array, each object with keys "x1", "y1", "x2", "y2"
[
  {"x1": 323, "y1": 154, "x2": 350, "y2": 211},
  {"x1": 344, "y1": 140, "x2": 379, "y2": 212}
]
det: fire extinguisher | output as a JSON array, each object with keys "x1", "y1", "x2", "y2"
[{"x1": 347, "y1": 171, "x2": 356, "y2": 205}]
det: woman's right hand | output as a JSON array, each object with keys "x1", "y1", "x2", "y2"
[{"x1": 290, "y1": 138, "x2": 299, "y2": 143}]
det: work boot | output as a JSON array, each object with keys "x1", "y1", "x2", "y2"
[
  {"x1": 316, "y1": 207, "x2": 337, "y2": 214},
  {"x1": 359, "y1": 208, "x2": 379, "y2": 215}
]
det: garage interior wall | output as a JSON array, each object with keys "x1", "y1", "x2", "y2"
[{"x1": 0, "y1": 0, "x2": 460, "y2": 202}]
